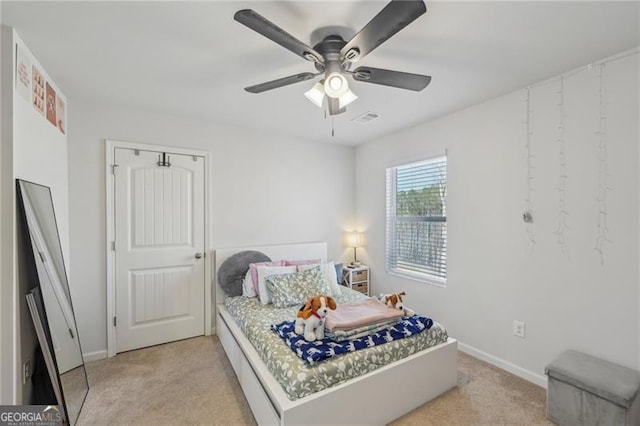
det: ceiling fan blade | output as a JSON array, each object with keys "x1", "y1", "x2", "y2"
[
  {"x1": 352, "y1": 66, "x2": 431, "y2": 91},
  {"x1": 244, "y1": 72, "x2": 318, "y2": 93},
  {"x1": 235, "y1": 9, "x2": 324, "y2": 64},
  {"x1": 340, "y1": 0, "x2": 426, "y2": 62}
]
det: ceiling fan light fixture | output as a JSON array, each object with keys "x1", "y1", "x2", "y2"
[
  {"x1": 328, "y1": 97, "x2": 346, "y2": 116},
  {"x1": 324, "y1": 72, "x2": 348, "y2": 98},
  {"x1": 338, "y1": 89, "x2": 358, "y2": 109},
  {"x1": 235, "y1": 1, "x2": 430, "y2": 118},
  {"x1": 304, "y1": 81, "x2": 325, "y2": 108}
]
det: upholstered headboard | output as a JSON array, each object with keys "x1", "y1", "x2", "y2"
[{"x1": 213, "y1": 242, "x2": 328, "y2": 309}]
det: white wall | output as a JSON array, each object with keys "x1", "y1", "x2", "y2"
[
  {"x1": 0, "y1": 29, "x2": 69, "y2": 403},
  {"x1": 67, "y1": 102, "x2": 355, "y2": 356},
  {"x1": 14, "y1": 33, "x2": 68, "y2": 404},
  {"x1": 356, "y1": 50, "x2": 639, "y2": 385}
]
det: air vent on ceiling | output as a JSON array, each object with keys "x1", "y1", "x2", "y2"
[{"x1": 351, "y1": 111, "x2": 380, "y2": 124}]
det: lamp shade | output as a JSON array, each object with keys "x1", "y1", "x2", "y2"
[
  {"x1": 338, "y1": 89, "x2": 358, "y2": 109},
  {"x1": 347, "y1": 232, "x2": 363, "y2": 248},
  {"x1": 304, "y1": 81, "x2": 325, "y2": 108}
]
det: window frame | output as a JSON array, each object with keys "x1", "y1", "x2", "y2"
[{"x1": 385, "y1": 155, "x2": 448, "y2": 287}]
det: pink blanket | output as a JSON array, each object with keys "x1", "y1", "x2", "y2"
[{"x1": 324, "y1": 298, "x2": 403, "y2": 331}]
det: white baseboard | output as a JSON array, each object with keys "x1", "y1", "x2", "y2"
[
  {"x1": 458, "y1": 342, "x2": 548, "y2": 389},
  {"x1": 83, "y1": 350, "x2": 107, "y2": 362}
]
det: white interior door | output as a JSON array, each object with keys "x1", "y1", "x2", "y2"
[{"x1": 114, "y1": 147, "x2": 205, "y2": 353}]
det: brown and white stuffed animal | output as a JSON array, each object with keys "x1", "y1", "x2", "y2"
[
  {"x1": 380, "y1": 291, "x2": 415, "y2": 317},
  {"x1": 294, "y1": 294, "x2": 337, "y2": 341}
]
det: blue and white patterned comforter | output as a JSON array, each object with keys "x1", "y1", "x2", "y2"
[{"x1": 272, "y1": 315, "x2": 434, "y2": 365}]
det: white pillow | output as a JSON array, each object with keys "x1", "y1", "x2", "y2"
[
  {"x1": 242, "y1": 269, "x2": 257, "y2": 298},
  {"x1": 298, "y1": 261, "x2": 342, "y2": 296},
  {"x1": 257, "y1": 265, "x2": 296, "y2": 304}
]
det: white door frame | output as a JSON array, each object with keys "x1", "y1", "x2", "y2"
[{"x1": 105, "y1": 139, "x2": 211, "y2": 357}]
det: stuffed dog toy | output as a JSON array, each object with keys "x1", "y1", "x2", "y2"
[
  {"x1": 295, "y1": 294, "x2": 337, "y2": 341},
  {"x1": 379, "y1": 291, "x2": 415, "y2": 317}
]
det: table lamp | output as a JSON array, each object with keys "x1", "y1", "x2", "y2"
[{"x1": 347, "y1": 232, "x2": 363, "y2": 267}]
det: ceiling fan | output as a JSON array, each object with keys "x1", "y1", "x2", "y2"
[{"x1": 234, "y1": 0, "x2": 431, "y2": 116}]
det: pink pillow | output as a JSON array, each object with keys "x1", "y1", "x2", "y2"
[
  {"x1": 250, "y1": 261, "x2": 285, "y2": 295},
  {"x1": 283, "y1": 259, "x2": 321, "y2": 267}
]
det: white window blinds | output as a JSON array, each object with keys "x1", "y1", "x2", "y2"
[{"x1": 386, "y1": 156, "x2": 447, "y2": 283}]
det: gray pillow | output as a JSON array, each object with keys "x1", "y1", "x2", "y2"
[{"x1": 218, "y1": 250, "x2": 270, "y2": 297}]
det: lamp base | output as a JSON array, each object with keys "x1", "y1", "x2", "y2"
[{"x1": 350, "y1": 260, "x2": 361, "y2": 267}]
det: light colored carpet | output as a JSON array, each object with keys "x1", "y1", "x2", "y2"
[
  {"x1": 78, "y1": 336, "x2": 551, "y2": 425},
  {"x1": 390, "y1": 350, "x2": 551, "y2": 426},
  {"x1": 77, "y1": 336, "x2": 254, "y2": 425}
]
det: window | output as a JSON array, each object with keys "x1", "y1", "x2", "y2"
[{"x1": 386, "y1": 156, "x2": 447, "y2": 284}]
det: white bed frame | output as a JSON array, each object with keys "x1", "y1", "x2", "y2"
[{"x1": 214, "y1": 242, "x2": 457, "y2": 425}]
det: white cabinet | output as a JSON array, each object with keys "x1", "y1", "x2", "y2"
[{"x1": 342, "y1": 265, "x2": 369, "y2": 296}]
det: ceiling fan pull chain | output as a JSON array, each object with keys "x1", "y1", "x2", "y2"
[{"x1": 331, "y1": 116, "x2": 335, "y2": 137}]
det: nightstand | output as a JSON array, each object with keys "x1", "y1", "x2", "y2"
[{"x1": 342, "y1": 265, "x2": 370, "y2": 296}]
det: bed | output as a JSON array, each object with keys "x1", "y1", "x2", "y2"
[{"x1": 214, "y1": 242, "x2": 457, "y2": 425}]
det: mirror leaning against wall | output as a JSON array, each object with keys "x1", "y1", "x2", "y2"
[{"x1": 17, "y1": 179, "x2": 88, "y2": 425}]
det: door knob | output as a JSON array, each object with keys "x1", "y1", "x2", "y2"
[{"x1": 195, "y1": 252, "x2": 203, "y2": 259}]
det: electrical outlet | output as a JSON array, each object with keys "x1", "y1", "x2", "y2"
[
  {"x1": 513, "y1": 320, "x2": 525, "y2": 338},
  {"x1": 22, "y1": 360, "x2": 31, "y2": 384}
]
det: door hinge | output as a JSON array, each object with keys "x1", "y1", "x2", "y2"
[
  {"x1": 38, "y1": 251, "x2": 45, "y2": 262},
  {"x1": 113, "y1": 316, "x2": 117, "y2": 327},
  {"x1": 111, "y1": 164, "x2": 119, "y2": 175},
  {"x1": 111, "y1": 241, "x2": 116, "y2": 251}
]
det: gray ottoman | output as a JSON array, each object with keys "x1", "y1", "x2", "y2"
[{"x1": 545, "y1": 350, "x2": 640, "y2": 425}]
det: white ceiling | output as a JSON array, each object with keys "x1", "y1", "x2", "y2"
[{"x1": 2, "y1": 1, "x2": 638, "y2": 145}]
